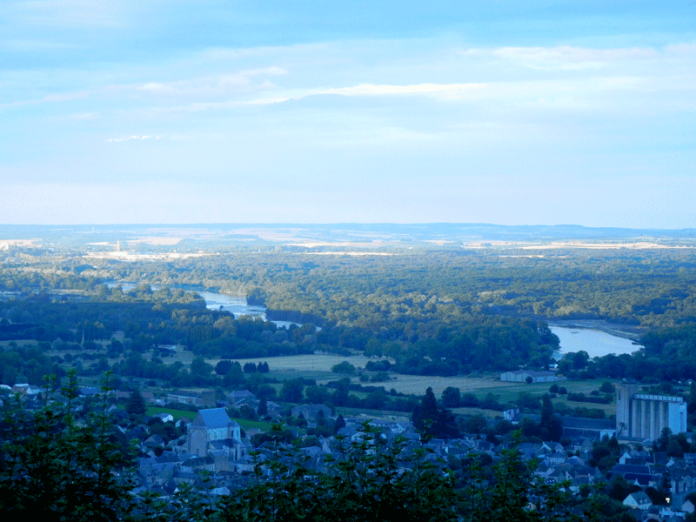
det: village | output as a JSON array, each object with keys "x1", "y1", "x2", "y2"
[{"x1": 5, "y1": 378, "x2": 696, "y2": 522}]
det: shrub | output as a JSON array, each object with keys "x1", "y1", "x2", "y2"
[{"x1": 331, "y1": 361, "x2": 356, "y2": 374}]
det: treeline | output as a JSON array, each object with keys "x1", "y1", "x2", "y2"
[
  {"x1": 0, "y1": 283, "x2": 559, "y2": 380},
  {"x1": 140, "y1": 248, "x2": 695, "y2": 330},
  {"x1": 3, "y1": 246, "x2": 696, "y2": 332},
  {"x1": 1, "y1": 247, "x2": 696, "y2": 385},
  {"x1": 0, "y1": 290, "x2": 316, "y2": 368}
]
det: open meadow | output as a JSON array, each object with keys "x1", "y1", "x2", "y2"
[
  {"x1": 40, "y1": 345, "x2": 618, "y2": 419},
  {"x1": 228, "y1": 354, "x2": 618, "y2": 415}
]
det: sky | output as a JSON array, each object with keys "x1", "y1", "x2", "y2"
[{"x1": 0, "y1": 1, "x2": 695, "y2": 227}]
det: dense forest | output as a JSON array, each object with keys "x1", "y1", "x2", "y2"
[
  {"x1": 0, "y1": 244, "x2": 695, "y2": 387},
  {"x1": 3, "y1": 246, "x2": 696, "y2": 330}
]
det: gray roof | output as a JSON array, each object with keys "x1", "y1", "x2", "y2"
[
  {"x1": 192, "y1": 408, "x2": 239, "y2": 429},
  {"x1": 503, "y1": 370, "x2": 556, "y2": 377},
  {"x1": 228, "y1": 390, "x2": 255, "y2": 399}
]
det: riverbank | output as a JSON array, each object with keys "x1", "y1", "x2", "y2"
[
  {"x1": 547, "y1": 319, "x2": 645, "y2": 341},
  {"x1": 550, "y1": 325, "x2": 642, "y2": 359}
]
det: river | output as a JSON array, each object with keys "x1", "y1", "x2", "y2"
[
  {"x1": 105, "y1": 282, "x2": 299, "y2": 328},
  {"x1": 549, "y1": 325, "x2": 642, "y2": 359}
]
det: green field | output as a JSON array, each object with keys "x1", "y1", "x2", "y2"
[
  {"x1": 56, "y1": 347, "x2": 619, "y2": 420},
  {"x1": 145, "y1": 406, "x2": 273, "y2": 431},
  {"x1": 43, "y1": 347, "x2": 616, "y2": 416},
  {"x1": 225, "y1": 354, "x2": 618, "y2": 417},
  {"x1": 232, "y1": 418, "x2": 274, "y2": 432},
  {"x1": 146, "y1": 406, "x2": 197, "y2": 421},
  {"x1": 225, "y1": 354, "x2": 381, "y2": 380}
]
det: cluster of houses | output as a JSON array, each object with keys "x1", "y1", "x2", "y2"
[
  {"x1": 128, "y1": 397, "x2": 696, "y2": 521},
  {"x1": 6, "y1": 380, "x2": 696, "y2": 521},
  {"x1": 609, "y1": 449, "x2": 696, "y2": 521}
]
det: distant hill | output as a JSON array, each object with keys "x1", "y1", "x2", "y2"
[{"x1": 0, "y1": 223, "x2": 694, "y2": 248}]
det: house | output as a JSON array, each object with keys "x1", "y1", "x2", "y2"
[
  {"x1": 227, "y1": 390, "x2": 256, "y2": 407},
  {"x1": 79, "y1": 386, "x2": 101, "y2": 397},
  {"x1": 187, "y1": 408, "x2": 242, "y2": 458},
  {"x1": 11, "y1": 383, "x2": 44, "y2": 395},
  {"x1": 622, "y1": 491, "x2": 652, "y2": 510},
  {"x1": 152, "y1": 412, "x2": 174, "y2": 423},
  {"x1": 156, "y1": 345, "x2": 179, "y2": 357},
  {"x1": 562, "y1": 417, "x2": 616, "y2": 441},
  {"x1": 609, "y1": 464, "x2": 658, "y2": 487},
  {"x1": 168, "y1": 389, "x2": 215, "y2": 408},
  {"x1": 681, "y1": 499, "x2": 695, "y2": 514},
  {"x1": 292, "y1": 404, "x2": 332, "y2": 422}
]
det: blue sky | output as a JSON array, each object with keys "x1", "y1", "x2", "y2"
[{"x1": 1, "y1": 1, "x2": 695, "y2": 227}]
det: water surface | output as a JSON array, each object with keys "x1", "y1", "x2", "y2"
[{"x1": 550, "y1": 326, "x2": 641, "y2": 359}]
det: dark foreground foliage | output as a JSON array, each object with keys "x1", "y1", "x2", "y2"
[{"x1": 0, "y1": 372, "x2": 134, "y2": 521}]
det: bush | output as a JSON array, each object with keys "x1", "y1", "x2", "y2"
[
  {"x1": 460, "y1": 392, "x2": 480, "y2": 407},
  {"x1": 331, "y1": 361, "x2": 356, "y2": 374},
  {"x1": 365, "y1": 359, "x2": 392, "y2": 372},
  {"x1": 599, "y1": 382, "x2": 615, "y2": 394},
  {"x1": 567, "y1": 392, "x2": 610, "y2": 404},
  {"x1": 370, "y1": 372, "x2": 390, "y2": 383}
]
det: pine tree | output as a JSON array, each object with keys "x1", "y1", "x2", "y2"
[
  {"x1": 126, "y1": 388, "x2": 147, "y2": 416},
  {"x1": 413, "y1": 387, "x2": 438, "y2": 431},
  {"x1": 334, "y1": 413, "x2": 347, "y2": 433},
  {"x1": 257, "y1": 396, "x2": 268, "y2": 416}
]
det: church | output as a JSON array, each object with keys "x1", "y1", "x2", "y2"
[{"x1": 187, "y1": 408, "x2": 243, "y2": 458}]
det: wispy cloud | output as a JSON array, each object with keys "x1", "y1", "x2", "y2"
[
  {"x1": 5, "y1": 41, "x2": 694, "y2": 117},
  {"x1": 466, "y1": 45, "x2": 668, "y2": 70},
  {"x1": 132, "y1": 67, "x2": 287, "y2": 97},
  {"x1": 106, "y1": 135, "x2": 163, "y2": 143},
  {"x1": 153, "y1": 82, "x2": 488, "y2": 112},
  {"x1": 321, "y1": 82, "x2": 487, "y2": 98}
]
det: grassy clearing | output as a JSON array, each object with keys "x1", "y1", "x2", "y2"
[
  {"x1": 232, "y1": 353, "x2": 619, "y2": 418},
  {"x1": 367, "y1": 375, "x2": 511, "y2": 397},
  {"x1": 333, "y1": 407, "x2": 410, "y2": 422},
  {"x1": 224, "y1": 354, "x2": 619, "y2": 411},
  {"x1": 146, "y1": 406, "x2": 197, "y2": 421},
  {"x1": 44, "y1": 344, "x2": 619, "y2": 419},
  {"x1": 233, "y1": 418, "x2": 274, "y2": 431},
  {"x1": 213, "y1": 354, "x2": 388, "y2": 383},
  {"x1": 451, "y1": 407, "x2": 505, "y2": 420},
  {"x1": 226, "y1": 354, "x2": 381, "y2": 374},
  {"x1": 145, "y1": 406, "x2": 273, "y2": 431}
]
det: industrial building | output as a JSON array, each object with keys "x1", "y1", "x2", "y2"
[
  {"x1": 499, "y1": 370, "x2": 564, "y2": 384},
  {"x1": 616, "y1": 383, "x2": 687, "y2": 441}
]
